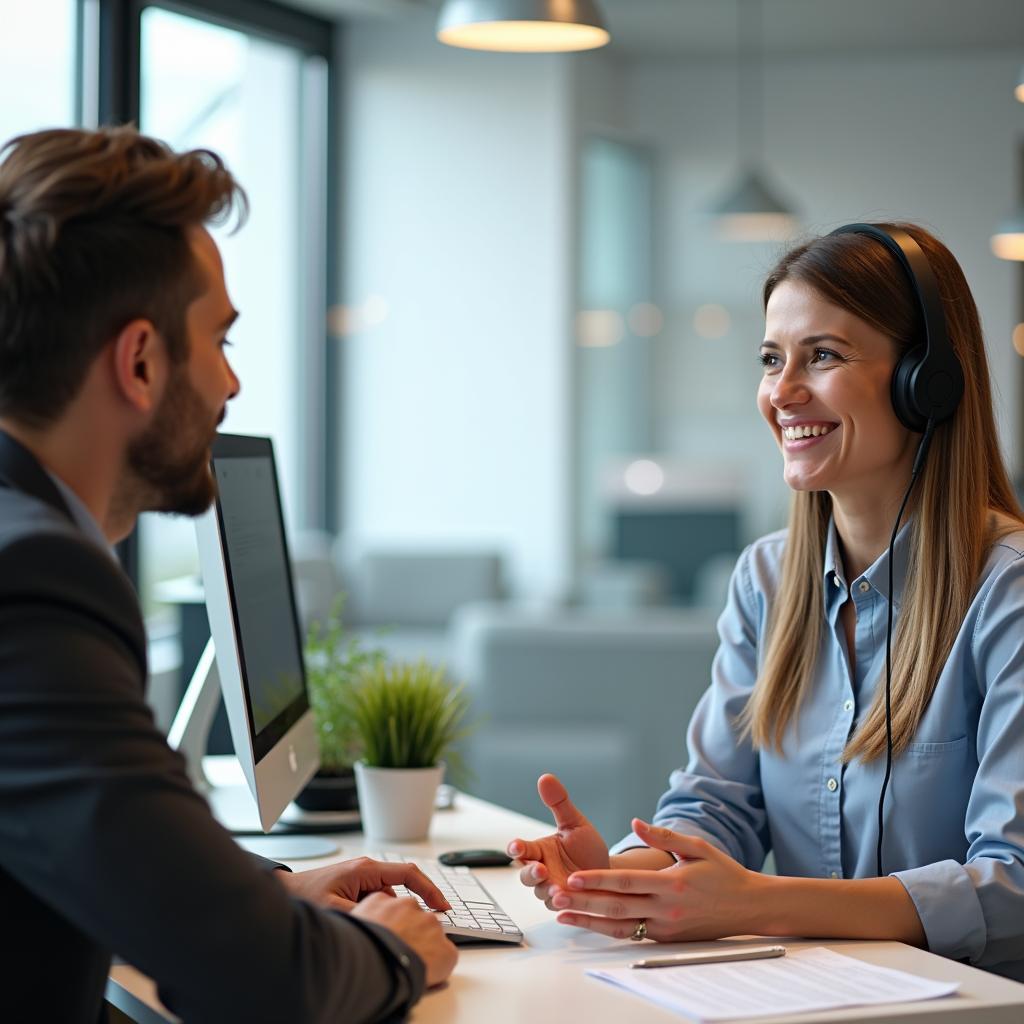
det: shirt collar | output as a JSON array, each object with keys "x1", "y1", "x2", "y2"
[
  {"x1": 823, "y1": 514, "x2": 913, "y2": 611},
  {"x1": 44, "y1": 470, "x2": 115, "y2": 559}
]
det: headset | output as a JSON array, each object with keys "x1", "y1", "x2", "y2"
[
  {"x1": 829, "y1": 223, "x2": 964, "y2": 431},
  {"x1": 826, "y1": 224, "x2": 964, "y2": 877}
]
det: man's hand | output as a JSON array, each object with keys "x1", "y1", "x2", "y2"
[
  {"x1": 507, "y1": 774, "x2": 610, "y2": 906},
  {"x1": 351, "y1": 893, "x2": 459, "y2": 988},
  {"x1": 277, "y1": 856, "x2": 452, "y2": 914}
]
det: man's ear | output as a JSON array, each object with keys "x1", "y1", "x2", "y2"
[{"x1": 111, "y1": 318, "x2": 165, "y2": 413}]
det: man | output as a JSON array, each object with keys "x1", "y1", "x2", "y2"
[{"x1": 0, "y1": 126, "x2": 457, "y2": 1022}]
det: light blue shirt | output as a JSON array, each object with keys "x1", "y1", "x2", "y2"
[{"x1": 612, "y1": 518, "x2": 1024, "y2": 980}]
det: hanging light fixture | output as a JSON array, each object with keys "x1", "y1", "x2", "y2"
[
  {"x1": 991, "y1": 144, "x2": 1024, "y2": 260},
  {"x1": 991, "y1": 211, "x2": 1024, "y2": 261},
  {"x1": 707, "y1": 0, "x2": 797, "y2": 241},
  {"x1": 1015, "y1": 65, "x2": 1024, "y2": 103},
  {"x1": 436, "y1": 0, "x2": 610, "y2": 53}
]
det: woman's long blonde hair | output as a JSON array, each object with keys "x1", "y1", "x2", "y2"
[{"x1": 744, "y1": 223, "x2": 1023, "y2": 762}]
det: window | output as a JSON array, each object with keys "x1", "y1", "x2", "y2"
[
  {"x1": 0, "y1": 0, "x2": 81, "y2": 140},
  {"x1": 134, "y1": 2, "x2": 331, "y2": 619}
]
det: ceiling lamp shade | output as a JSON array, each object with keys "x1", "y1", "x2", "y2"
[
  {"x1": 436, "y1": 0, "x2": 610, "y2": 53},
  {"x1": 991, "y1": 211, "x2": 1024, "y2": 261},
  {"x1": 709, "y1": 167, "x2": 797, "y2": 241},
  {"x1": 706, "y1": 0, "x2": 797, "y2": 241}
]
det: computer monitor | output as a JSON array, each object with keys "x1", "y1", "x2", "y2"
[{"x1": 193, "y1": 433, "x2": 320, "y2": 834}]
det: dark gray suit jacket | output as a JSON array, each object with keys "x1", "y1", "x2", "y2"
[{"x1": 0, "y1": 431, "x2": 425, "y2": 1023}]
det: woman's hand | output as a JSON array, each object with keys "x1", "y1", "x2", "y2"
[
  {"x1": 277, "y1": 856, "x2": 451, "y2": 914},
  {"x1": 550, "y1": 818, "x2": 762, "y2": 941},
  {"x1": 507, "y1": 774, "x2": 610, "y2": 908}
]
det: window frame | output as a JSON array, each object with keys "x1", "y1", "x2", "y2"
[{"x1": 94, "y1": 0, "x2": 339, "y2": 583}]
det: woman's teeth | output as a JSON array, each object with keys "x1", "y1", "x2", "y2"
[{"x1": 782, "y1": 424, "x2": 833, "y2": 440}]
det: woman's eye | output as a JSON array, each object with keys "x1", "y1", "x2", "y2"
[
  {"x1": 759, "y1": 351, "x2": 779, "y2": 369},
  {"x1": 811, "y1": 347, "x2": 840, "y2": 364}
]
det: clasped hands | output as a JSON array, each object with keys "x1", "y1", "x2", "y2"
[{"x1": 507, "y1": 773, "x2": 761, "y2": 942}]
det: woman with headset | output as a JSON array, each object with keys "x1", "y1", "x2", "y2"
[{"x1": 508, "y1": 223, "x2": 1024, "y2": 978}]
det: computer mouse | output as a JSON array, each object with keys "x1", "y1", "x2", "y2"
[{"x1": 438, "y1": 848, "x2": 514, "y2": 868}]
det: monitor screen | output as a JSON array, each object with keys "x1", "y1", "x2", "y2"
[{"x1": 211, "y1": 443, "x2": 307, "y2": 761}]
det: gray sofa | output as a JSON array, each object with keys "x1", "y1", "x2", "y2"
[{"x1": 449, "y1": 602, "x2": 721, "y2": 844}]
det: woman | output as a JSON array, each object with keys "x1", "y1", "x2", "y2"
[{"x1": 508, "y1": 223, "x2": 1024, "y2": 978}]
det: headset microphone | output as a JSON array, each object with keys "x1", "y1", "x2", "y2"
[{"x1": 826, "y1": 224, "x2": 963, "y2": 877}]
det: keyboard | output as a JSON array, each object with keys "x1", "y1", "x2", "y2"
[{"x1": 368, "y1": 852, "x2": 524, "y2": 945}]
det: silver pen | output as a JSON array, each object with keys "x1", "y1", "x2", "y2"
[{"x1": 630, "y1": 944, "x2": 787, "y2": 969}]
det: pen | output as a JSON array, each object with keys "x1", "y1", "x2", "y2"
[{"x1": 630, "y1": 944, "x2": 787, "y2": 969}]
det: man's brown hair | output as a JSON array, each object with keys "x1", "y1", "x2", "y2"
[{"x1": 0, "y1": 125, "x2": 246, "y2": 426}]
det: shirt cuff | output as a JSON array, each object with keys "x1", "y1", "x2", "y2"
[{"x1": 892, "y1": 859, "x2": 987, "y2": 962}]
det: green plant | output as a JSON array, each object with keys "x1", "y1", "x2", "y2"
[
  {"x1": 304, "y1": 598, "x2": 385, "y2": 772},
  {"x1": 345, "y1": 659, "x2": 472, "y2": 776}
]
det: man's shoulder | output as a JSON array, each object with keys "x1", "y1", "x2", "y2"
[{"x1": 0, "y1": 485, "x2": 145, "y2": 664}]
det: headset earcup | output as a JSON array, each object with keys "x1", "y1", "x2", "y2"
[{"x1": 891, "y1": 347, "x2": 928, "y2": 432}]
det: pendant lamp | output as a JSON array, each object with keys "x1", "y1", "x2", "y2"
[
  {"x1": 437, "y1": 0, "x2": 610, "y2": 53},
  {"x1": 991, "y1": 211, "x2": 1024, "y2": 261},
  {"x1": 708, "y1": 0, "x2": 797, "y2": 241},
  {"x1": 991, "y1": 144, "x2": 1024, "y2": 261},
  {"x1": 1015, "y1": 65, "x2": 1024, "y2": 103}
]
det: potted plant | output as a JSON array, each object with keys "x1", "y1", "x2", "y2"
[
  {"x1": 347, "y1": 659, "x2": 472, "y2": 841},
  {"x1": 297, "y1": 600, "x2": 385, "y2": 814}
]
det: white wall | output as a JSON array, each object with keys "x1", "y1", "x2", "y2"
[
  {"x1": 616, "y1": 50, "x2": 1024, "y2": 539},
  {"x1": 337, "y1": 14, "x2": 575, "y2": 598},
  {"x1": 338, "y1": 26, "x2": 1024, "y2": 596}
]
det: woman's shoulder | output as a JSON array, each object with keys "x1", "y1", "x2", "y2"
[
  {"x1": 984, "y1": 512, "x2": 1024, "y2": 571},
  {"x1": 732, "y1": 528, "x2": 789, "y2": 598},
  {"x1": 744, "y1": 527, "x2": 789, "y2": 565},
  {"x1": 971, "y1": 513, "x2": 1024, "y2": 623}
]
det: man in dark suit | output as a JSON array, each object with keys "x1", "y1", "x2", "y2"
[{"x1": 0, "y1": 126, "x2": 457, "y2": 1022}]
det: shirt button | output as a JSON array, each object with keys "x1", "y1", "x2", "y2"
[
  {"x1": 857, "y1": 580, "x2": 870, "y2": 593},
  {"x1": 399, "y1": 954, "x2": 411, "y2": 968},
  {"x1": 843, "y1": 699, "x2": 854, "y2": 712},
  {"x1": 826, "y1": 777, "x2": 838, "y2": 792}
]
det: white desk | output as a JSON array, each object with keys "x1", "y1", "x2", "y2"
[{"x1": 108, "y1": 783, "x2": 1024, "y2": 1023}]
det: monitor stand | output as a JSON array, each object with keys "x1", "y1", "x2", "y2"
[{"x1": 169, "y1": 638, "x2": 338, "y2": 860}]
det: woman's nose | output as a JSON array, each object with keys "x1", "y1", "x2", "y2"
[{"x1": 771, "y1": 365, "x2": 809, "y2": 408}]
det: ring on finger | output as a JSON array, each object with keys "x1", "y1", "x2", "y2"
[{"x1": 629, "y1": 919, "x2": 648, "y2": 941}]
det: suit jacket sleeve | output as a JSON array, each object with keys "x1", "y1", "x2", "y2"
[{"x1": 0, "y1": 530, "x2": 424, "y2": 1024}]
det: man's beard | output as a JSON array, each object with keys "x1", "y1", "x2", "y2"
[{"x1": 127, "y1": 366, "x2": 222, "y2": 517}]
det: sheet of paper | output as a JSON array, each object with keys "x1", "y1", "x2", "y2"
[{"x1": 586, "y1": 946, "x2": 959, "y2": 1021}]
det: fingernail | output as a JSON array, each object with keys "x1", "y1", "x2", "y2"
[
  {"x1": 509, "y1": 842, "x2": 522, "y2": 856},
  {"x1": 552, "y1": 893, "x2": 570, "y2": 909},
  {"x1": 568, "y1": 875, "x2": 584, "y2": 889}
]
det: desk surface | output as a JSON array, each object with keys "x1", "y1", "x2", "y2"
[{"x1": 108, "y1": 773, "x2": 1024, "y2": 1024}]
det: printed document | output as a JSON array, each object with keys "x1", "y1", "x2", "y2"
[{"x1": 586, "y1": 946, "x2": 959, "y2": 1021}]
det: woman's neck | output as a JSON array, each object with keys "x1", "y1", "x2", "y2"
[{"x1": 830, "y1": 487, "x2": 913, "y2": 581}]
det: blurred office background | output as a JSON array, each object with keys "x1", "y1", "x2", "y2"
[{"x1": 4, "y1": 0, "x2": 1024, "y2": 842}]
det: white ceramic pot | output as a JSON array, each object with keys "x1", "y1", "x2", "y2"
[{"x1": 353, "y1": 761, "x2": 444, "y2": 842}]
